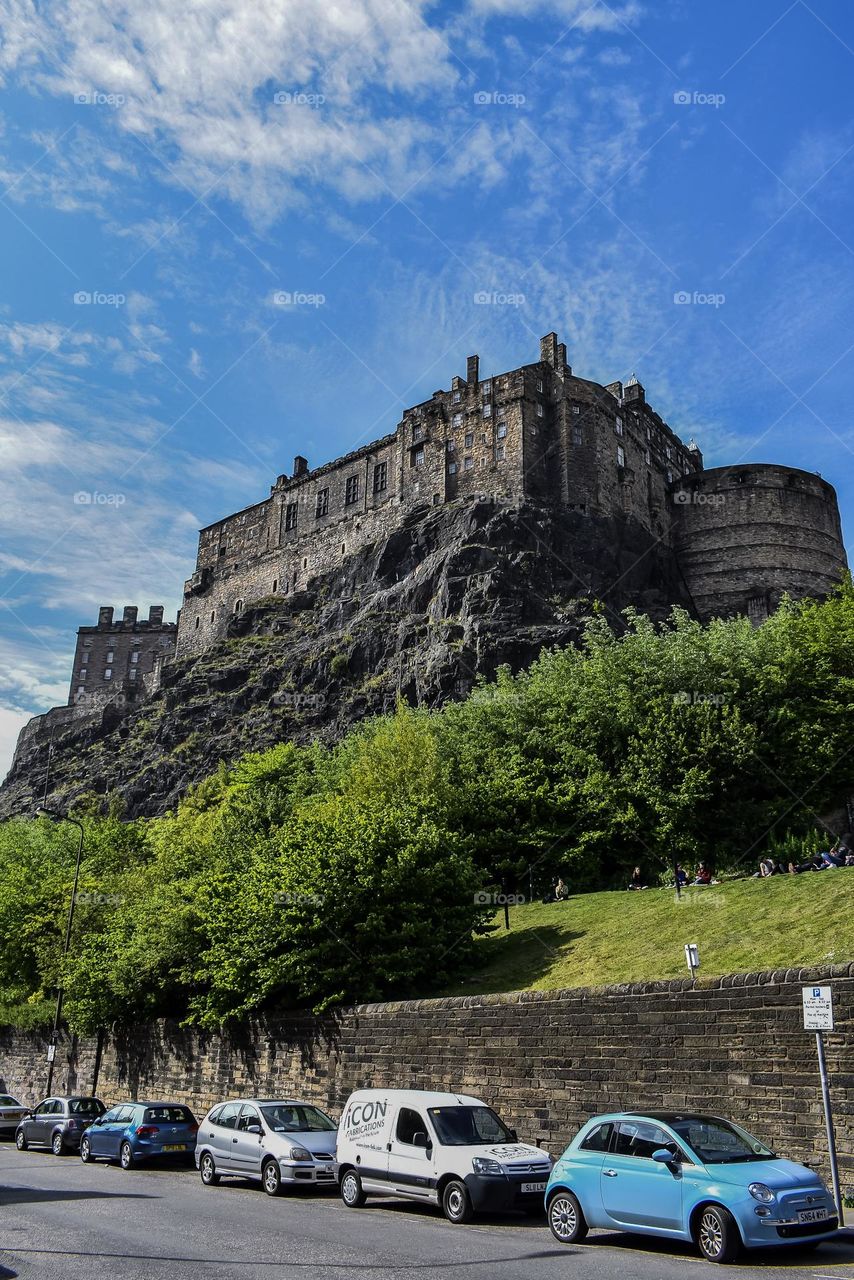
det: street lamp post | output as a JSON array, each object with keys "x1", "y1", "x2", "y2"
[{"x1": 37, "y1": 807, "x2": 85, "y2": 1095}]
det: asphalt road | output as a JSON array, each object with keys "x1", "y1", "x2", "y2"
[{"x1": 1, "y1": 1144, "x2": 853, "y2": 1280}]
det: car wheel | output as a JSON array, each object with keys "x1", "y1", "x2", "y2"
[
  {"x1": 15, "y1": 1129, "x2": 27, "y2": 1151},
  {"x1": 340, "y1": 1169, "x2": 366, "y2": 1208},
  {"x1": 262, "y1": 1159, "x2": 282, "y2": 1197},
  {"x1": 199, "y1": 1152, "x2": 220, "y2": 1186},
  {"x1": 442, "y1": 1179, "x2": 474, "y2": 1224},
  {"x1": 80, "y1": 1137, "x2": 93, "y2": 1163},
  {"x1": 120, "y1": 1142, "x2": 135, "y2": 1171},
  {"x1": 51, "y1": 1132, "x2": 65, "y2": 1157},
  {"x1": 548, "y1": 1191, "x2": 589, "y2": 1244},
  {"x1": 696, "y1": 1204, "x2": 741, "y2": 1264}
]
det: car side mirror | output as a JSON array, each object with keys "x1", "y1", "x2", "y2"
[
  {"x1": 652, "y1": 1148, "x2": 677, "y2": 1164},
  {"x1": 247, "y1": 1123, "x2": 263, "y2": 1135},
  {"x1": 412, "y1": 1132, "x2": 430, "y2": 1150}
]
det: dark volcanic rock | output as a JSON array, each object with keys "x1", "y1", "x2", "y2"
[{"x1": 0, "y1": 498, "x2": 693, "y2": 818}]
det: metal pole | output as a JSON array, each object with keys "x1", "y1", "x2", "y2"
[
  {"x1": 815, "y1": 1030, "x2": 843, "y2": 1221},
  {"x1": 674, "y1": 854, "x2": 681, "y2": 900},
  {"x1": 45, "y1": 817, "x2": 85, "y2": 1095}
]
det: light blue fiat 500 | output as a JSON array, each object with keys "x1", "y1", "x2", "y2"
[{"x1": 545, "y1": 1112, "x2": 839, "y2": 1264}]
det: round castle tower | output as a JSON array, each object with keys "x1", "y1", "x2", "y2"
[{"x1": 671, "y1": 464, "x2": 848, "y2": 623}]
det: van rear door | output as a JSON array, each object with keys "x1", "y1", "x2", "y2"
[{"x1": 387, "y1": 1105, "x2": 437, "y2": 1200}]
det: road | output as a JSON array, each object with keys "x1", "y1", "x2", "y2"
[{"x1": 1, "y1": 1145, "x2": 853, "y2": 1280}]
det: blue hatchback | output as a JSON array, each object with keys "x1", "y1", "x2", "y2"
[
  {"x1": 80, "y1": 1101, "x2": 198, "y2": 1169},
  {"x1": 546, "y1": 1111, "x2": 839, "y2": 1264}
]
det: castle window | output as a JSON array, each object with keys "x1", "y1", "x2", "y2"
[
  {"x1": 341, "y1": 543, "x2": 346, "y2": 554},
  {"x1": 617, "y1": 445, "x2": 625, "y2": 468},
  {"x1": 104, "y1": 668, "x2": 112, "y2": 680},
  {"x1": 272, "y1": 579, "x2": 278, "y2": 593},
  {"x1": 285, "y1": 502, "x2": 298, "y2": 531},
  {"x1": 79, "y1": 668, "x2": 87, "y2": 680},
  {"x1": 194, "y1": 617, "x2": 200, "y2": 629},
  {"x1": 571, "y1": 405, "x2": 580, "y2": 415},
  {"x1": 483, "y1": 403, "x2": 492, "y2": 418},
  {"x1": 411, "y1": 423, "x2": 424, "y2": 443},
  {"x1": 537, "y1": 379, "x2": 543, "y2": 393},
  {"x1": 219, "y1": 546, "x2": 227, "y2": 557},
  {"x1": 495, "y1": 443, "x2": 505, "y2": 462},
  {"x1": 464, "y1": 456, "x2": 474, "y2": 471},
  {"x1": 345, "y1": 475, "x2": 359, "y2": 505},
  {"x1": 453, "y1": 390, "x2": 461, "y2": 403},
  {"x1": 131, "y1": 651, "x2": 139, "y2": 663},
  {"x1": 536, "y1": 403, "x2": 544, "y2": 418},
  {"x1": 210, "y1": 611, "x2": 216, "y2": 623},
  {"x1": 373, "y1": 461, "x2": 388, "y2": 493},
  {"x1": 106, "y1": 650, "x2": 114, "y2": 663},
  {"x1": 234, "y1": 599, "x2": 244, "y2": 614},
  {"x1": 646, "y1": 425, "x2": 651, "y2": 440},
  {"x1": 76, "y1": 686, "x2": 84, "y2": 697},
  {"x1": 572, "y1": 425, "x2": 582, "y2": 446},
  {"x1": 446, "y1": 439, "x2": 455, "y2": 452},
  {"x1": 452, "y1": 412, "x2": 463, "y2": 427},
  {"x1": 129, "y1": 668, "x2": 137, "y2": 680},
  {"x1": 283, "y1": 580, "x2": 289, "y2": 595},
  {"x1": 666, "y1": 469, "x2": 674, "y2": 484},
  {"x1": 482, "y1": 380, "x2": 491, "y2": 395},
  {"x1": 303, "y1": 557, "x2": 308, "y2": 569},
  {"x1": 645, "y1": 449, "x2": 651, "y2": 465},
  {"x1": 315, "y1": 488, "x2": 329, "y2": 518},
  {"x1": 666, "y1": 445, "x2": 673, "y2": 461},
  {"x1": 83, "y1": 640, "x2": 92, "y2": 647},
  {"x1": 496, "y1": 422, "x2": 507, "y2": 439},
  {"x1": 464, "y1": 431, "x2": 474, "y2": 448},
  {"x1": 615, "y1": 416, "x2": 623, "y2": 436},
  {"x1": 412, "y1": 447, "x2": 425, "y2": 468},
  {"x1": 448, "y1": 461, "x2": 458, "y2": 475}
]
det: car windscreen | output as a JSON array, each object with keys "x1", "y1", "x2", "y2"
[
  {"x1": 669, "y1": 1117, "x2": 775, "y2": 1163},
  {"x1": 260, "y1": 1104, "x2": 336, "y2": 1133},
  {"x1": 143, "y1": 1106, "x2": 196, "y2": 1124},
  {"x1": 69, "y1": 1098, "x2": 105, "y2": 1115},
  {"x1": 428, "y1": 1106, "x2": 514, "y2": 1146},
  {"x1": 0, "y1": 1095, "x2": 19, "y2": 1107}
]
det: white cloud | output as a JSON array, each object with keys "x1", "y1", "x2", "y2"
[
  {"x1": 187, "y1": 346, "x2": 204, "y2": 378},
  {"x1": 0, "y1": 706, "x2": 35, "y2": 785}
]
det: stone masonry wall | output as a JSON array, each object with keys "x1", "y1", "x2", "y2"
[{"x1": 2, "y1": 965, "x2": 851, "y2": 1188}]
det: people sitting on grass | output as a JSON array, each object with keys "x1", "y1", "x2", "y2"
[
  {"x1": 788, "y1": 852, "x2": 825, "y2": 874},
  {"x1": 674, "y1": 863, "x2": 688, "y2": 888},
  {"x1": 693, "y1": 862, "x2": 713, "y2": 885},
  {"x1": 542, "y1": 876, "x2": 570, "y2": 903},
  {"x1": 755, "y1": 855, "x2": 776, "y2": 877},
  {"x1": 628, "y1": 866, "x2": 647, "y2": 890}
]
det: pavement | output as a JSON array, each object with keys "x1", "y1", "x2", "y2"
[{"x1": 1, "y1": 1143, "x2": 853, "y2": 1280}]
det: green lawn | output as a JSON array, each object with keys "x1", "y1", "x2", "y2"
[{"x1": 445, "y1": 871, "x2": 854, "y2": 996}]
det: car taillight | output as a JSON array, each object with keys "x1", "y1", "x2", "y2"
[
  {"x1": 136, "y1": 1125, "x2": 160, "y2": 1139},
  {"x1": 188, "y1": 1123, "x2": 199, "y2": 1135},
  {"x1": 66, "y1": 1120, "x2": 78, "y2": 1130}
]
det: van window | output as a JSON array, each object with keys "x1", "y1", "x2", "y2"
[
  {"x1": 396, "y1": 1108, "x2": 429, "y2": 1146},
  {"x1": 428, "y1": 1106, "x2": 514, "y2": 1146}
]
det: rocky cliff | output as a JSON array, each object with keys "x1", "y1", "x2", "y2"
[{"x1": 0, "y1": 497, "x2": 693, "y2": 818}]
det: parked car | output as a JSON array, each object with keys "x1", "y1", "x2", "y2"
[
  {"x1": 195, "y1": 1098, "x2": 338, "y2": 1196},
  {"x1": 80, "y1": 1101, "x2": 198, "y2": 1169},
  {"x1": 337, "y1": 1088, "x2": 553, "y2": 1223},
  {"x1": 15, "y1": 1096, "x2": 106, "y2": 1155},
  {"x1": 545, "y1": 1111, "x2": 839, "y2": 1264},
  {"x1": 0, "y1": 1094, "x2": 28, "y2": 1139}
]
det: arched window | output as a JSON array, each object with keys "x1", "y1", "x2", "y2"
[
  {"x1": 272, "y1": 579, "x2": 279, "y2": 593},
  {"x1": 194, "y1": 616, "x2": 200, "y2": 629},
  {"x1": 210, "y1": 610, "x2": 216, "y2": 623},
  {"x1": 234, "y1": 599, "x2": 244, "y2": 614}
]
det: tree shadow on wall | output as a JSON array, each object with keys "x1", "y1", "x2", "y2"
[{"x1": 448, "y1": 925, "x2": 582, "y2": 995}]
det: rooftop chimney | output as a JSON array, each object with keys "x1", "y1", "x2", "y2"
[
  {"x1": 293, "y1": 455, "x2": 308, "y2": 478},
  {"x1": 466, "y1": 354, "x2": 480, "y2": 384},
  {"x1": 623, "y1": 373, "x2": 645, "y2": 405},
  {"x1": 148, "y1": 605, "x2": 164, "y2": 626},
  {"x1": 540, "y1": 333, "x2": 559, "y2": 368},
  {"x1": 97, "y1": 606, "x2": 114, "y2": 629},
  {"x1": 122, "y1": 605, "x2": 138, "y2": 628}
]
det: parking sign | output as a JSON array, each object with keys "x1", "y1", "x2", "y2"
[{"x1": 802, "y1": 986, "x2": 834, "y2": 1030}]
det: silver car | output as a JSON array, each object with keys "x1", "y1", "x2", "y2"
[
  {"x1": 195, "y1": 1098, "x2": 338, "y2": 1196},
  {"x1": 0, "y1": 1094, "x2": 28, "y2": 1138}
]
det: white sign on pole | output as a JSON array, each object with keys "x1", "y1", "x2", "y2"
[
  {"x1": 802, "y1": 985, "x2": 834, "y2": 1031},
  {"x1": 46, "y1": 1043, "x2": 56, "y2": 1063}
]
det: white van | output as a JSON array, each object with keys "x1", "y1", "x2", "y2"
[{"x1": 336, "y1": 1088, "x2": 553, "y2": 1223}]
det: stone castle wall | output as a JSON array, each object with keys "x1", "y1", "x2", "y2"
[{"x1": 1, "y1": 965, "x2": 851, "y2": 1189}]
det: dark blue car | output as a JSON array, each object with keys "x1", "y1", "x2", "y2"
[{"x1": 80, "y1": 1101, "x2": 198, "y2": 1169}]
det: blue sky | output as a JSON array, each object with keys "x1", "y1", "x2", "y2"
[{"x1": 1, "y1": 0, "x2": 853, "y2": 779}]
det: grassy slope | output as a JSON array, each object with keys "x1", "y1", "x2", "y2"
[{"x1": 446, "y1": 871, "x2": 854, "y2": 996}]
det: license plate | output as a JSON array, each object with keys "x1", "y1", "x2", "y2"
[
  {"x1": 162, "y1": 1144, "x2": 186, "y2": 1152},
  {"x1": 521, "y1": 1182, "x2": 546, "y2": 1195},
  {"x1": 797, "y1": 1208, "x2": 828, "y2": 1224}
]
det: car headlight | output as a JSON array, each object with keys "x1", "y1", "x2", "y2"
[
  {"x1": 748, "y1": 1182, "x2": 775, "y2": 1203},
  {"x1": 286, "y1": 1146, "x2": 313, "y2": 1162},
  {"x1": 472, "y1": 1157, "x2": 504, "y2": 1176}
]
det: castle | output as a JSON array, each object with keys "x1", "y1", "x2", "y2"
[{"x1": 176, "y1": 331, "x2": 847, "y2": 654}]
